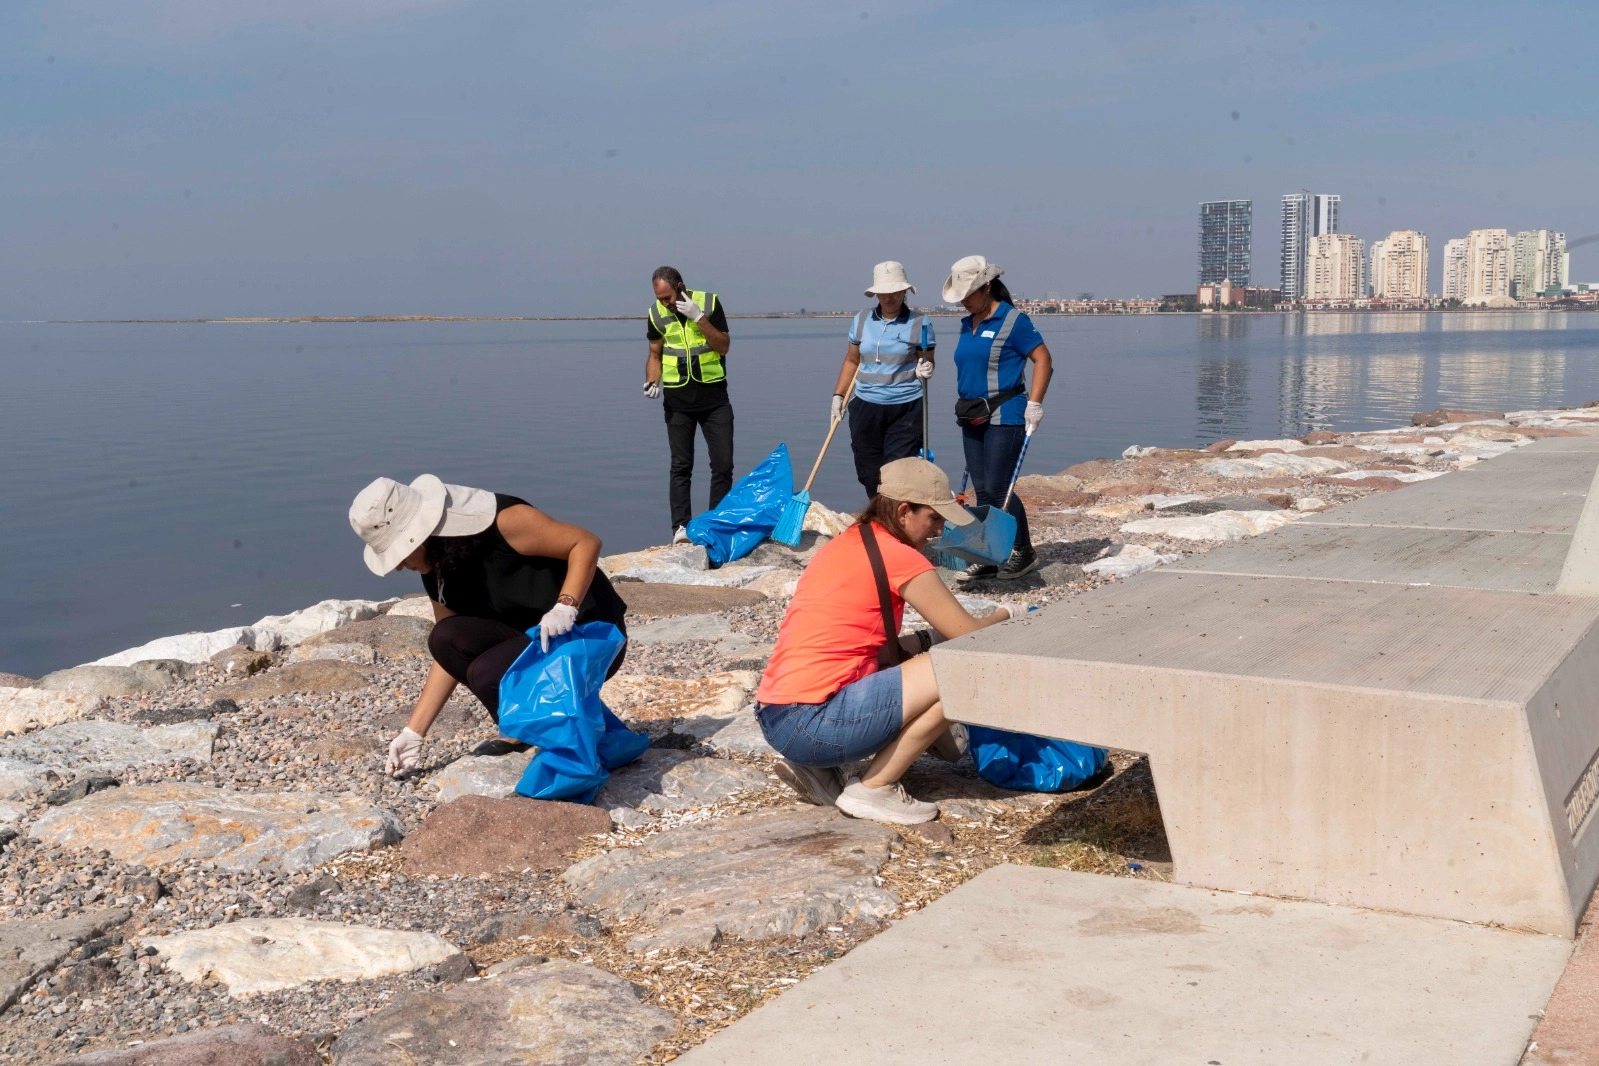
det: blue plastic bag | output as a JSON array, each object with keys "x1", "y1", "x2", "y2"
[
  {"x1": 964, "y1": 726, "x2": 1108, "y2": 792},
  {"x1": 685, "y1": 444, "x2": 794, "y2": 565},
  {"x1": 496, "y1": 621, "x2": 649, "y2": 804}
]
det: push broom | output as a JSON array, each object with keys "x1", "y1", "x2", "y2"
[{"x1": 772, "y1": 373, "x2": 855, "y2": 547}]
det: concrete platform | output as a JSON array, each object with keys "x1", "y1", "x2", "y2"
[
  {"x1": 934, "y1": 438, "x2": 1599, "y2": 935},
  {"x1": 680, "y1": 866, "x2": 1571, "y2": 1066}
]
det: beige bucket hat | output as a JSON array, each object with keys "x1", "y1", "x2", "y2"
[
  {"x1": 942, "y1": 254, "x2": 1004, "y2": 303},
  {"x1": 877, "y1": 458, "x2": 975, "y2": 526},
  {"x1": 349, "y1": 475, "x2": 497, "y2": 575},
  {"x1": 865, "y1": 261, "x2": 916, "y2": 297}
]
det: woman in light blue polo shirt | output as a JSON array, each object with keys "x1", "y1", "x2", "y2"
[
  {"x1": 944, "y1": 255, "x2": 1053, "y2": 581},
  {"x1": 829, "y1": 262, "x2": 937, "y2": 498}
]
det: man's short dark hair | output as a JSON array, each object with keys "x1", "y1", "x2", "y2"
[{"x1": 651, "y1": 266, "x2": 684, "y2": 289}]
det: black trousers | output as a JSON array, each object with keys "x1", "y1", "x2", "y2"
[
  {"x1": 665, "y1": 401, "x2": 735, "y2": 532},
  {"x1": 848, "y1": 395, "x2": 924, "y2": 499},
  {"x1": 428, "y1": 615, "x2": 628, "y2": 723}
]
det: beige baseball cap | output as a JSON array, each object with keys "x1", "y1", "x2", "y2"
[
  {"x1": 942, "y1": 254, "x2": 1004, "y2": 303},
  {"x1": 865, "y1": 261, "x2": 916, "y2": 296},
  {"x1": 877, "y1": 458, "x2": 975, "y2": 526},
  {"x1": 349, "y1": 475, "x2": 498, "y2": 575}
]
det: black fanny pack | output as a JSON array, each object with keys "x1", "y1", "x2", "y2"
[{"x1": 954, "y1": 385, "x2": 1025, "y2": 428}]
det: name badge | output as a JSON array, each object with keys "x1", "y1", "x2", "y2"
[{"x1": 980, "y1": 330, "x2": 996, "y2": 338}]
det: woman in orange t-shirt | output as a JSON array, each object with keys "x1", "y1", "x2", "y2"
[{"x1": 755, "y1": 458, "x2": 1029, "y2": 825}]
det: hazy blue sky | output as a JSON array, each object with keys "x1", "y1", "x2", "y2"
[{"x1": 4, "y1": 1, "x2": 1597, "y2": 318}]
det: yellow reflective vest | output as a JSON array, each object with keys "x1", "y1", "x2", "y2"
[{"x1": 649, "y1": 290, "x2": 725, "y2": 387}]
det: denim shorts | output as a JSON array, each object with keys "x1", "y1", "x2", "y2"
[{"x1": 755, "y1": 667, "x2": 905, "y2": 768}]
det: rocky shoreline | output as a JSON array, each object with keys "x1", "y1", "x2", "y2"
[{"x1": 0, "y1": 403, "x2": 1594, "y2": 1064}]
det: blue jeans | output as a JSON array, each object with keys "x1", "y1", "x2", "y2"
[
  {"x1": 755, "y1": 667, "x2": 905, "y2": 768},
  {"x1": 961, "y1": 422, "x2": 1032, "y2": 554}
]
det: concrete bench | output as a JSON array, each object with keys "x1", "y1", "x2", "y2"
[{"x1": 934, "y1": 437, "x2": 1599, "y2": 936}]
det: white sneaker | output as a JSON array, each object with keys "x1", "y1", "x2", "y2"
[
  {"x1": 673, "y1": 526, "x2": 691, "y2": 544},
  {"x1": 835, "y1": 781, "x2": 939, "y2": 825}
]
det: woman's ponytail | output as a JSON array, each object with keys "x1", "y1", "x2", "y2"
[{"x1": 988, "y1": 278, "x2": 1014, "y2": 306}]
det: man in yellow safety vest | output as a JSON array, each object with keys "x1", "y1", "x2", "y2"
[{"x1": 643, "y1": 265, "x2": 733, "y2": 542}]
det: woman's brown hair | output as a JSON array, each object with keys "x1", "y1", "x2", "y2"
[{"x1": 854, "y1": 495, "x2": 930, "y2": 548}]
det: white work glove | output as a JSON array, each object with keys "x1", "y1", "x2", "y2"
[
  {"x1": 386, "y1": 727, "x2": 423, "y2": 776},
  {"x1": 914, "y1": 359, "x2": 934, "y2": 381},
  {"x1": 643, "y1": 380, "x2": 661, "y2": 400},
  {"x1": 830, "y1": 394, "x2": 845, "y2": 422},
  {"x1": 1003, "y1": 604, "x2": 1038, "y2": 621},
  {"x1": 674, "y1": 296, "x2": 705, "y2": 323},
  {"x1": 1024, "y1": 401, "x2": 1044, "y2": 434},
  {"x1": 538, "y1": 602, "x2": 580, "y2": 652}
]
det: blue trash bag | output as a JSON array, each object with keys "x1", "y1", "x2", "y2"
[
  {"x1": 685, "y1": 444, "x2": 794, "y2": 566},
  {"x1": 964, "y1": 726, "x2": 1108, "y2": 793},
  {"x1": 496, "y1": 621, "x2": 649, "y2": 804}
]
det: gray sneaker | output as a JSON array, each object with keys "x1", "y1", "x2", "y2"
[
  {"x1": 835, "y1": 781, "x2": 939, "y2": 825},
  {"x1": 929, "y1": 723, "x2": 969, "y2": 763},
  {"x1": 774, "y1": 760, "x2": 843, "y2": 805}
]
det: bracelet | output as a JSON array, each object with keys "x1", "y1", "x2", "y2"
[
  {"x1": 915, "y1": 629, "x2": 934, "y2": 653},
  {"x1": 557, "y1": 594, "x2": 577, "y2": 608}
]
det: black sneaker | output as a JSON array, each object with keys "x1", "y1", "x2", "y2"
[
  {"x1": 471, "y1": 738, "x2": 532, "y2": 758},
  {"x1": 996, "y1": 547, "x2": 1040, "y2": 581},
  {"x1": 960, "y1": 564, "x2": 999, "y2": 582}
]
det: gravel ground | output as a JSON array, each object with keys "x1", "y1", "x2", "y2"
[{"x1": 0, "y1": 412, "x2": 1573, "y2": 1063}]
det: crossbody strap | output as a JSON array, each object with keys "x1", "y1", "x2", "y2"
[{"x1": 859, "y1": 523, "x2": 904, "y2": 670}]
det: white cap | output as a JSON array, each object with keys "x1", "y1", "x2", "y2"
[
  {"x1": 942, "y1": 255, "x2": 1004, "y2": 303},
  {"x1": 348, "y1": 475, "x2": 497, "y2": 575}
]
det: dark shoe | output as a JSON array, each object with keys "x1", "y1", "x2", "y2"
[
  {"x1": 470, "y1": 738, "x2": 532, "y2": 758},
  {"x1": 996, "y1": 547, "x2": 1040, "y2": 581},
  {"x1": 959, "y1": 564, "x2": 999, "y2": 582},
  {"x1": 774, "y1": 760, "x2": 844, "y2": 805}
]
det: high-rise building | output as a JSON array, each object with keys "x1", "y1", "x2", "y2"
[
  {"x1": 1304, "y1": 233, "x2": 1365, "y2": 301},
  {"x1": 1369, "y1": 230, "x2": 1430, "y2": 299},
  {"x1": 1512, "y1": 230, "x2": 1570, "y2": 297},
  {"x1": 1443, "y1": 238, "x2": 1469, "y2": 300},
  {"x1": 1280, "y1": 191, "x2": 1341, "y2": 299},
  {"x1": 1465, "y1": 228, "x2": 1512, "y2": 304},
  {"x1": 1199, "y1": 200, "x2": 1252, "y2": 286}
]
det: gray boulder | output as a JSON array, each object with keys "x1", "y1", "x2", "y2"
[
  {"x1": 0, "y1": 907, "x2": 129, "y2": 1015},
  {"x1": 592, "y1": 749, "x2": 770, "y2": 811}
]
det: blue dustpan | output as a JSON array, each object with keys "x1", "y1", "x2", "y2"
[{"x1": 933, "y1": 503, "x2": 1017, "y2": 567}]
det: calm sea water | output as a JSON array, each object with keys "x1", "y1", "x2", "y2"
[{"x1": 3, "y1": 312, "x2": 1597, "y2": 676}]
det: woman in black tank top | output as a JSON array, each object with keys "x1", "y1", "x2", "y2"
[{"x1": 348, "y1": 476, "x2": 629, "y2": 775}]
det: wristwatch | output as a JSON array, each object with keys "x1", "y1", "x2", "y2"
[{"x1": 557, "y1": 594, "x2": 577, "y2": 608}]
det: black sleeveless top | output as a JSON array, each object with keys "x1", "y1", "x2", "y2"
[{"x1": 419, "y1": 494, "x2": 628, "y2": 632}]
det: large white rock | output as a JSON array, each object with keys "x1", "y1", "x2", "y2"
[
  {"x1": 1226, "y1": 439, "x2": 1309, "y2": 452},
  {"x1": 429, "y1": 748, "x2": 537, "y2": 802},
  {"x1": 1081, "y1": 543, "x2": 1182, "y2": 578},
  {"x1": 1201, "y1": 455, "x2": 1353, "y2": 478},
  {"x1": 252, "y1": 599, "x2": 386, "y2": 649},
  {"x1": 0, "y1": 687, "x2": 103, "y2": 735},
  {"x1": 29, "y1": 782, "x2": 403, "y2": 872},
  {"x1": 91, "y1": 627, "x2": 256, "y2": 667},
  {"x1": 803, "y1": 501, "x2": 854, "y2": 537},
  {"x1": 37, "y1": 663, "x2": 172, "y2": 697},
  {"x1": 600, "y1": 543, "x2": 709, "y2": 576},
  {"x1": 1323, "y1": 469, "x2": 1445, "y2": 483},
  {"x1": 143, "y1": 918, "x2": 457, "y2": 995},
  {"x1": 0, "y1": 719, "x2": 216, "y2": 800},
  {"x1": 609, "y1": 563, "x2": 778, "y2": 588},
  {"x1": 1122, "y1": 509, "x2": 1299, "y2": 542},
  {"x1": 385, "y1": 596, "x2": 436, "y2": 620}
]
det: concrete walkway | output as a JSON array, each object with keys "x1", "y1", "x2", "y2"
[
  {"x1": 680, "y1": 866, "x2": 1571, "y2": 1066},
  {"x1": 933, "y1": 436, "x2": 1599, "y2": 935}
]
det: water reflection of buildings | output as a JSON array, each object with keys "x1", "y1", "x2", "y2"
[
  {"x1": 1196, "y1": 314, "x2": 1251, "y2": 440},
  {"x1": 1439, "y1": 349, "x2": 1567, "y2": 410},
  {"x1": 1277, "y1": 314, "x2": 1430, "y2": 432}
]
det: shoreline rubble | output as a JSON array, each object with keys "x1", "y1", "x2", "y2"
[{"x1": 1, "y1": 403, "x2": 1597, "y2": 1063}]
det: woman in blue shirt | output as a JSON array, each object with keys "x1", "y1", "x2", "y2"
[
  {"x1": 829, "y1": 262, "x2": 937, "y2": 498},
  {"x1": 944, "y1": 255, "x2": 1054, "y2": 580}
]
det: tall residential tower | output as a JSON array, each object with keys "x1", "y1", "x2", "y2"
[
  {"x1": 1280, "y1": 191, "x2": 1340, "y2": 300},
  {"x1": 1369, "y1": 231, "x2": 1430, "y2": 299},
  {"x1": 1198, "y1": 200, "x2": 1252, "y2": 286},
  {"x1": 1512, "y1": 230, "x2": 1569, "y2": 297}
]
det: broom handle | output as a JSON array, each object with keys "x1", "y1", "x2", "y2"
[
  {"x1": 801, "y1": 372, "x2": 856, "y2": 494},
  {"x1": 1000, "y1": 428, "x2": 1034, "y2": 511}
]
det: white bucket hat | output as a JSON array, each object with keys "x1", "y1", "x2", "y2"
[
  {"x1": 942, "y1": 255, "x2": 1004, "y2": 303},
  {"x1": 865, "y1": 261, "x2": 916, "y2": 297},
  {"x1": 349, "y1": 475, "x2": 497, "y2": 575}
]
